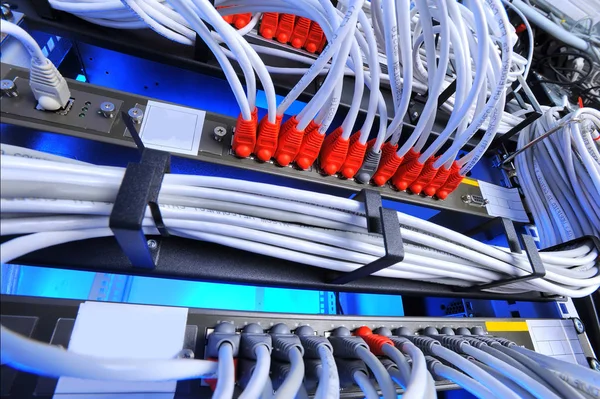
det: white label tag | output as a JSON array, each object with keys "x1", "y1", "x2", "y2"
[
  {"x1": 478, "y1": 180, "x2": 529, "y2": 222},
  {"x1": 54, "y1": 301, "x2": 189, "y2": 398},
  {"x1": 139, "y1": 100, "x2": 205, "y2": 156}
]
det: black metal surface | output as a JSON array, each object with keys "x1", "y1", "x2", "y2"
[
  {"x1": 330, "y1": 190, "x2": 405, "y2": 285},
  {"x1": 462, "y1": 217, "x2": 547, "y2": 292}
]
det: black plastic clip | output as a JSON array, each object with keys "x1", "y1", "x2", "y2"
[
  {"x1": 461, "y1": 217, "x2": 546, "y2": 291},
  {"x1": 108, "y1": 111, "x2": 171, "y2": 269},
  {"x1": 328, "y1": 190, "x2": 404, "y2": 285}
]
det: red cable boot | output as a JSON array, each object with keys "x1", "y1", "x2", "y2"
[
  {"x1": 408, "y1": 156, "x2": 440, "y2": 195},
  {"x1": 274, "y1": 116, "x2": 304, "y2": 166},
  {"x1": 319, "y1": 127, "x2": 348, "y2": 175},
  {"x1": 232, "y1": 108, "x2": 258, "y2": 158},
  {"x1": 304, "y1": 22, "x2": 324, "y2": 53},
  {"x1": 275, "y1": 14, "x2": 296, "y2": 44},
  {"x1": 254, "y1": 114, "x2": 282, "y2": 162},
  {"x1": 259, "y1": 12, "x2": 279, "y2": 39},
  {"x1": 290, "y1": 17, "x2": 311, "y2": 49},
  {"x1": 371, "y1": 142, "x2": 402, "y2": 186},
  {"x1": 391, "y1": 149, "x2": 424, "y2": 191},
  {"x1": 423, "y1": 164, "x2": 452, "y2": 197},
  {"x1": 435, "y1": 161, "x2": 464, "y2": 200},
  {"x1": 340, "y1": 131, "x2": 367, "y2": 179},
  {"x1": 354, "y1": 327, "x2": 395, "y2": 356},
  {"x1": 295, "y1": 124, "x2": 324, "y2": 170}
]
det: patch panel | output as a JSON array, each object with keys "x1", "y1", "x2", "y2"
[
  {"x1": 2, "y1": 295, "x2": 597, "y2": 398},
  {"x1": 0, "y1": 63, "x2": 495, "y2": 219}
]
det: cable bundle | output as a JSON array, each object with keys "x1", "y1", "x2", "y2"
[
  {"x1": 1, "y1": 144, "x2": 598, "y2": 298},
  {"x1": 515, "y1": 107, "x2": 600, "y2": 247},
  {"x1": 44, "y1": 0, "x2": 535, "y2": 198}
]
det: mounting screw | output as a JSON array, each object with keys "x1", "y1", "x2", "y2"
[
  {"x1": 99, "y1": 102, "x2": 115, "y2": 118},
  {"x1": 589, "y1": 358, "x2": 600, "y2": 372},
  {"x1": 213, "y1": 126, "x2": 227, "y2": 141},
  {"x1": 1, "y1": 3, "x2": 12, "y2": 19},
  {"x1": 147, "y1": 239, "x2": 157, "y2": 250},
  {"x1": 1, "y1": 79, "x2": 17, "y2": 97},
  {"x1": 178, "y1": 349, "x2": 195, "y2": 359},
  {"x1": 572, "y1": 318, "x2": 585, "y2": 334},
  {"x1": 412, "y1": 111, "x2": 419, "y2": 120},
  {"x1": 461, "y1": 195, "x2": 471, "y2": 204},
  {"x1": 128, "y1": 107, "x2": 144, "y2": 124}
]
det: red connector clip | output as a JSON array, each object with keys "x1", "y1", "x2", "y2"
[
  {"x1": 295, "y1": 122, "x2": 324, "y2": 170},
  {"x1": 255, "y1": 114, "x2": 282, "y2": 162},
  {"x1": 391, "y1": 149, "x2": 424, "y2": 191},
  {"x1": 408, "y1": 156, "x2": 440, "y2": 195},
  {"x1": 317, "y1": 35, "x2": 327, "y2": 53},
  {"x1": 354, "y1": 327, "x2": 394, "y2": 356},
  {"x1": 340, "y1": 131, "x2": 367, "y2": 179},
  {"x1": 290, "y1": 17, "x2": 311, "y2": 49},
  {"x1": 435, "y1": 161, "x2": 464, "y2": 200},
  {"x1": 275, "y1": 14, "x2": 296, "y2": 44},
  {"x1": 259, "y1": 12, "x2": 279, "y2": 39},
  {"x1": 233, "y1": 13, "x2": 252, "y2": 29},
  {"x1": 232, "y1": 108, "x2": 258, "y2": 158},
  {"x1": 423, "y1": 165, "x2": 451, "y2": 197},
  {"x1": 304, "y1": 22, "x2": 324, "y2": 53},
  {"x1": 274, "y1": 116, "x2": 304, "y2": 166},
  {"x1": 319, "y1": 127, "x2": 348, "y2": 175},
  {"x1": 371, "y1": 142, "x2": 401, "y2": 186}
]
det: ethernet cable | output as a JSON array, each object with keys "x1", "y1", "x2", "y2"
[
  {"x1": 352, "y1": 371, "x2": 378, "y2": 399},
  {"x1": 428, "y1": 357, "x2": 495, "y2": 399},
  {"x1": 0, "y1": 21, "x2": 71, "y2": 111},
  {"x1": 1, "y1": 145, "x2": 598, "y2": 297},
  {"x1": 213, "y1": 342, "x2": 235, "y2": 399}
]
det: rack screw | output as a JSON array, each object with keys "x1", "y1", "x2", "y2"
[
  {"x1": 1, "y1": 3, "x2": 12, "y2": 19},
  {"x1": 128, "y1": 107, "x2": 144, "y2": 124},
  {"x1": 147, "y1": 239, "x2": 157, "y2": 250},
  {"x1": 589, "y1": 358, "x2": 600, "y2": 372},
  {"x1": 178, "y1": 349, "x2": 194, "y2": 359},
  {"x1": 573, "y1": 318, "x2": 585, "y2": 334},
  {"x1": 213, "y1": 126, "x2": 227, "y2": 141},
  {"x1": 99, "y1": 101, "x2": 115, "y2": 118},
  {"x1": 1, "y1": 79, "x2": 18, "y2": 97}
]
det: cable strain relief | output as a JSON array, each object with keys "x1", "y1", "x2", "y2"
[
  {"x1": 290, "y1": 17, "x2": 311, "y2": 49},
  {"x1": 328, "y1": 336, "x2": 368, "y2": 359},
  {"x1": 295, "y1": 127, "x2": 325, "y2": 170},
  {"x1": 240, "y1": 334, "x2": 272, "y2": 359},
  {"x1": 336, "y1": 359, "x2": 368, "y2": 387},
  {"x1": 408, "y1": 156, "x2": 440, "y2": 194},
  {"x1": 379, "y1": 358, "x2": 399, "y2": 372},
  {"x1": 29, "y1": 59, "x2": 71, "y2": 110},
  {"x1": 258, "y1": 12, "x2": 279, "y2": 39},
  {"x1": 319, "y1": 129, "x2": 349, "y2": 175},
  {"x1": 438, "y1": 335, "x2": 468, "y2": 353},
  {"x1": 298, "y1": 336, "x2": 332, "y2": 359},
  {"x1": 470, "y1": 336, "x2": 498, "y2": 346},
  {"x1": 392, "y1": 155, "x2": 424, "y2": 191},
  {"x1": 460, "y1": 336, "x2": 487, "y2": 349},
  {"x1": 270, "y1": 360, "x2": 291, "y2": 390},
  {"x1": 423, "y1": 165, "x2": 452, "y2": 197},
  {"x1": 402, "y1": 336, "x2": 439, "y2": 355},
  {"x1": 491, "y1": 337, "x2": 516, "y2": 347},
  {"x1": 274, "y1": 116, "x2": 304, "y2": 166},
  {"x1": 340, "y1": 131, "x2": 367, "y2": 179},
  {"x1": 305, "y1": 119, "x2": 321, "y2": 135},
  {"x1": 255, "y1": 114, "x2": 283, "y2": 162},
  {"x1": 304, "y1": 22, "x2": 324, "y2": 53},
  {"x1": 232, "y1": 108, "x2": 258, "y2": 158},
  {"x1": 435, "y1": 161, "x2": 463, "y2": 199},
  {"x1": 425, "y1": 355, "x2": 441, "y2": 374},
  {"x1": 355, "y1": 149, "x2": 382, "y2": 184},
  {"x1": 275, "y1": 14, "x2": 296, "y2": 44},
  {"x1": 372, "y1": 152, "x2": 404, "y2": 187}
]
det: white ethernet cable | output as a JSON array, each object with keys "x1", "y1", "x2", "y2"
[
  {"x1": 315, "y1": 345, "x2": 339, "y2": 399},
  {"x1": 1, "y1": 145, "x2": 598, "y2": 298},
  {"x1": 239, "y1": 345, "x2": 272, "y2": 399},
  {"x1": 352, "y1": 371, "x2": 378, "y2": 399},
  {"x1": 273, "y1": 347, "x2": 304, "y2": 399},
  {"x1": 213, "y1": 342, "x2": 235, "y2": 399},
  {"x1": 515, "y1": 107, "x2": 600, "y2": 247},
  {"x1": 0, "y1": 21, "x2": 71, "y2": 111},
  {"x1": 431, "y1": 362, "x2": 495, "y2": 399}
]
